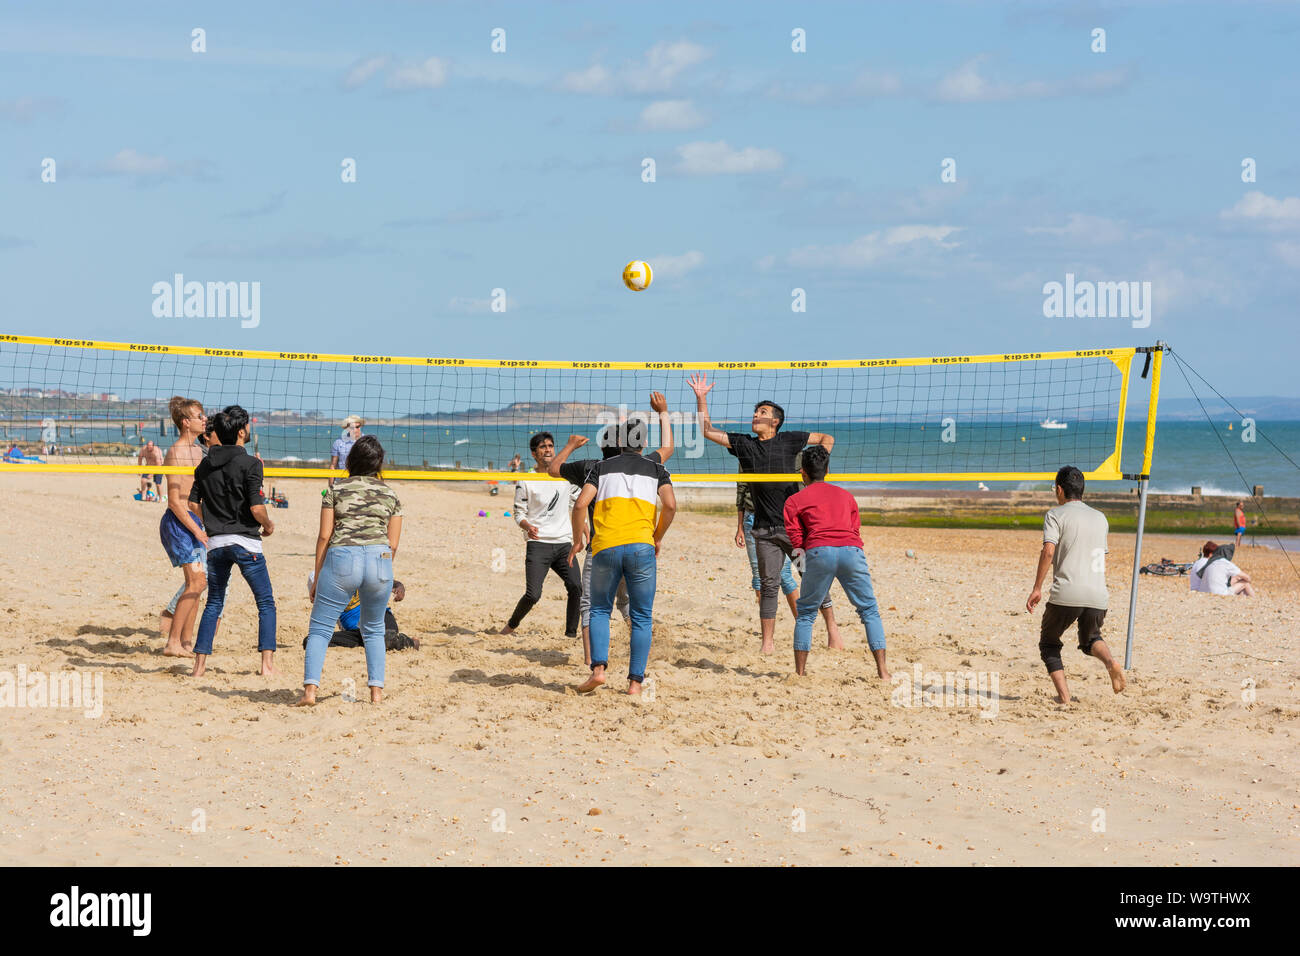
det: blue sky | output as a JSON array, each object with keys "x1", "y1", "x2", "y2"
[{"x1": 3, "y1": 0, "x2": 1300, "y2": 398}]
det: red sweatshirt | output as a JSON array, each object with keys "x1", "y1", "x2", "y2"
[{"x1": 783, "y1": 480, "x2": 864, "y2": 550}]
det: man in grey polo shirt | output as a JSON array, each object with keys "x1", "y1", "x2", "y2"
[{"x1": 1027, "y1": 465, "x2": 1126, "y2": 703}]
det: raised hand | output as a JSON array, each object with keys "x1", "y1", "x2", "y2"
[
  {"x1": 649, "y1": 391, "x2": 667, "y2": 413},
  {"x1": 687, "y1": 372, "x2": 713, "y2": 399}
]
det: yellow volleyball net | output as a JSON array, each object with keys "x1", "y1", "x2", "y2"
[{"x1": 0, "y1": 333, "x2": 1162, "y2": 484}]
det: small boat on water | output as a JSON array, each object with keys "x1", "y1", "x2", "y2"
[{"x1": 1039, "y1": 418, "x2": 1068, "y2": 430}]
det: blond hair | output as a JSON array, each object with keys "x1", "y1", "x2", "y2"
[{"x1": 168, "y1": 395, "x2": 203, "y2": 430}]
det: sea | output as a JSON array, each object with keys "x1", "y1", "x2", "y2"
[{"x1": 16, "y1": 418, "x2": 1299, "y2": 499}]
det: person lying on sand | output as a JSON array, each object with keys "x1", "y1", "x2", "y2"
[{"x1": 301, "y1": 579, "x2": 418, "y2": 650}]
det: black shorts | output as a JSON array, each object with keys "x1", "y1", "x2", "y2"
[{"x1": 1039, "y1": 602, "x2": 1107, "y2": 672}]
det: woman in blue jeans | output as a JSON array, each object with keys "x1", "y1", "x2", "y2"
[{"x1": 297, "y1": 435, "x2": 403, "y2": 705}]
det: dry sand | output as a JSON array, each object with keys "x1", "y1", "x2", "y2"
[{"x1": 1, "y1": 471, "x2": 1297, "y2": 866}]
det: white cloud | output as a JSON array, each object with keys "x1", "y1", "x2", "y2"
[
  {"x1": 92, "y1": 148, "x2": 209, "y2": 181},
  {"x1": 934, "y1": 56, "x2": 1127, "y2": 102},
  {"x1": 1027, "y1": 214, "x2": 1130, "y2": 243},
  {"x1": 0, "y1": 96, "x2": 64, "y2": 122},
  {"x1": 561, "y1": 40, "x2": 711, "y2": 95},
  {"x1": 639, "y1": 99, "x2": 707, "y2": 131},
  {"x1": 1221, "y1": 191, "x2": 1300, "y2": 227},
  {"x1": 559, "y1": 64, "x2": 614, "y2": 94},
  {"x1": 785, "y1": 226, "x2": 961, "y2": 269},
  {"x1": 387, "y1": 57, "x2": 449, "y2": 91},
  {"x1": 624, "y1": 40, "x2": 711, "y2": 93},
  {"x1": 676, "y1": 140, "x2": 784, "y2": 175},
  {"x1": 1274, "y1": 241, "x2": 1300, "y2": 267},
  {"x1": 649, "y1": 251, "x2": 704, "y2": 279},
  {"x1": 342, "y1": 55, "x2": 390, "y2": 90}
]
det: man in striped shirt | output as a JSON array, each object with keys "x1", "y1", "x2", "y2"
[{"x1": 568, "y1": 418, "x2": 676, "y2": 695}]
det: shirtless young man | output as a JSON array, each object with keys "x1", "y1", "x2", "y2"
[
  {"x1": 159, "y1": 396, "x2": 209, "y2": 656},
  {"x1": 137, "y1": 440, "x2": 163, "y2": 500}
]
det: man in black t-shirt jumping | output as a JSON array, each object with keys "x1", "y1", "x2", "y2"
[{"x1": 688, "y1": 373, "x2": 843, "y2": 655}]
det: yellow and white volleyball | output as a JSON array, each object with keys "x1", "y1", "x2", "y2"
[{"x1": 622, "y1": 260, "x2": 653, "y2": 291}]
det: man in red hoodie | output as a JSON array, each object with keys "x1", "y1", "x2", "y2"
[{"x1": 783, "y1": 445, "x2": 889, "y2": 678}]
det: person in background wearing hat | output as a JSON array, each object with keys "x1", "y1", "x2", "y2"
[{"x1": 330, "y1": 415, "x2": 364, "y2": 487}]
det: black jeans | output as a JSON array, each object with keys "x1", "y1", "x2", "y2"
[{"x1": 508, "y1": 540, "x2": 582, "y2": 636}]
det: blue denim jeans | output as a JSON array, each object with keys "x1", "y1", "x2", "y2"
[
  {"x1": 793, "y1": 546, "x2": 886, "y2": 652},
  {"x1": 304, "y1": 545, "x2": 393, "y2": 688},
  {"x1": 743, "y1": 511, "x2": 798, "y2": 594},
  {"x1": 588, "y1": 543, "x2": 656, "y2": 682},
  {"x1": 195, "y1": 545, "x2": 276, "y2": 655}
]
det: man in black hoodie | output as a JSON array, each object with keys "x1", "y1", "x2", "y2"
[{"x1": 188, "y1": 405, "x2": 278, "y2": 677}]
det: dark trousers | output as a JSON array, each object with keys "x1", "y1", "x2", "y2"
[{"x1": 508, "y1": 540, "x2": 582, "y2": 636}]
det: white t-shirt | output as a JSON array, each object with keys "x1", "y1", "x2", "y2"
[
  {"x1": 1202, "y1": 558, "x2": 1242, "y2": 596},
  {"x1": 1189, "y1": 557, "x2": 1209, "y2": 592},
  {"x1": 207, "y1": 533, "x2": 264, "y2": 554},
  {"x1": 513, "y1": 476, "x2": 580, "y2": 544}
]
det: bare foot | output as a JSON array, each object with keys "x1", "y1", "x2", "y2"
[
  {"x1": 760, "y1": 640, "x2": 775, "y2": 655},
  {"x1": 261, "y1": 662, "x2": 279, "y2": 677},
  {"x1": 162, "y1": 641, "x2": 187, "y2": 657},
  {"x1": 498, "y1": 624, "x2": 516, "y2": 635},
  {"x1": 827, "y1": 637, "x2": 845, "y2": 650},
  {"x1": 191, "y1": 655, "x2": 207, "y2": 678},
  {"x1": 877, "y1": 668, "x2": 891, "y2": 681},
  {"x1": 575, "y1": 671, "x2": 606, "y2": 694},
  {"x1": 628, "y1": 681, "x2": 642, "y2": 696},
  {"x1": 370, "y1": 686, "x2": 383, "y2": 704},
  {"x1": 158, "y1": 611, "x2": 173, "y2": 641},
  {"x1": 294, "y1": 688, "x2": 317, "y2": 707},
  {"x1": 1055, "y1": 693, "x2": 1071, "y2": 705},
  {"x1": 411, "y1": 635, "x2": 421, "y2": 650},
  {"x1": 1109, "y1": 665, "x2": 1126, "y2": 694}
]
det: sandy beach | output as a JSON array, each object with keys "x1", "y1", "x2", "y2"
[{"x1": 1, "y1": 470, "x2": 1296, "y2": 866}]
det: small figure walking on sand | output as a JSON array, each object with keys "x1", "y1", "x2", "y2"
[
  {"x1": 1026, "y1": 465, "x2": 1125, "y2": 704},
  {"x1": 1233, "y1": 500, "x2": 1247, "y2": 549}
]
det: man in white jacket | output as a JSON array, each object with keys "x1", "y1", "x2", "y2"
[{"x1": 499, "y1": 432, "x2": 582, "y2": 637}]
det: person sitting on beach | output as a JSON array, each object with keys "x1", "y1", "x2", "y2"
[
  {"x1": 188, "y1": 405, "x2": 278, "y2": 678},
  {"x1": 549, "y1": 392, "x2": 674, "y2": 665},
  {"x1": 302, "y1": 578, "x2": 417, "y2": 650},
  {"x1": 1189, "y1": 542, "x2": 1213, "y2": 593},
  {"x1": 5, "y1": 443, "x2": 20, "y2": 460},
  {"x1": 1027, "y1": 465, "x2": 1125, "y2": 703},
  {"x1": 299, "y1": 435, "x2": 402, "y2": 705},
  {"x1": 782, "y1": 445, "x2": 889, "y2": 679},
  {"x1": 1194, "y1": 541, "x2": 1255, "y2": 597},
  {"x1": 568, "y1": 416, "x2": 676, "y2": 695}
]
